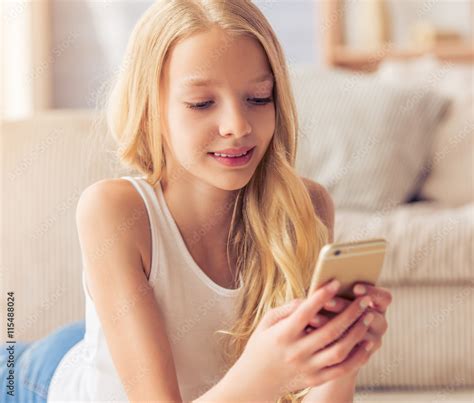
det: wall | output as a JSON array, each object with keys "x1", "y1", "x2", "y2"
[
  {"x1": 50, "y1": 0, "x2": 472, "y2": 109},
  {"x1": 51, "y1": 0, "x2": 318, "y2": 109}
]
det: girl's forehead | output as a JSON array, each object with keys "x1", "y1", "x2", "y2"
[{"x1": 165, "y1": 28, "x2": 273, "y2": 88}]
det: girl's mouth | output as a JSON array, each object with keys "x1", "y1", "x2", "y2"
[{"x1": 207, "y1": 146, "x2": 255, "y2": 167}]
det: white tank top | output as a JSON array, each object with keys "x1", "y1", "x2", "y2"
[{"x1": 48, "y1": 175, "x2": 244, "y2": 402}]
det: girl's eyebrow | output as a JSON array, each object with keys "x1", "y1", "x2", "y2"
[{"x1": 180, "y1": 72, "x2": 274, "y2": 88}]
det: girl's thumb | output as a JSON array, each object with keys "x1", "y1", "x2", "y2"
[{"x1": 262, "y1": 299, "x2": 304, "y2": 329}]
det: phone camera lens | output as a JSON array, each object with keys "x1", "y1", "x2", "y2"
[{"x1": 334, "y1": 250, "x2": 341, "y2": 256}]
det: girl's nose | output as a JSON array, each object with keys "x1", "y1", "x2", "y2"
[{"x1": 219, "y1": 102, "x2": 252, "y2": 137}]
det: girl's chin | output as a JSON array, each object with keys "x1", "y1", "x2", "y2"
[{"x1": 206, "y1": 176, "x2": 252, "y2": 192}]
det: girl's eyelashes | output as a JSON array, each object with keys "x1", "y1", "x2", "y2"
[
  {"x1": 186, "y1": 100, "x2": 214, "y2": 110},
  {"x1": 185, "y1": 96, "x2": 273, "y2": 110},
  {"x1": 250, "y1": 96, "x2": 273, "y2": 105}
]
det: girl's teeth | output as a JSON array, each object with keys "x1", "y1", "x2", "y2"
[{"x1": 214, "y1": 150, "x2": 248, "y2": 158}]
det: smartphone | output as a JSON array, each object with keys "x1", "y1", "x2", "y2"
[{"x1": 307, "y1": 238, "x2": 388, "y2": 300}]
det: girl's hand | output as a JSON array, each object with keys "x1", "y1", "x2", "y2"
[
  {"x1": 305, "y1": 282, "x2": 392, "y2": 366},
  {"x1": 230, "y1": 279, "x2": 377, "y2": 401}
]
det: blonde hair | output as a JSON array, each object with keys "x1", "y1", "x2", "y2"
[{"x1": 103, "y1": 1, "x2": 329, "y2": 401}]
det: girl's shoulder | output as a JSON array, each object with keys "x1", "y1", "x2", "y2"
[
  {"x1": 300, "y1": 176, "x2": 335, "y2": 242},
  {"x1": 76, "y1": 178, "x2": 152, "y2": 279},
  {"x1": 78, "y1": 177, "x2": 144, "y2": 210}
]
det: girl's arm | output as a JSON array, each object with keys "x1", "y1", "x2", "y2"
[
  {"x1": 76, "y1": 180, "x2": 184, "y2": 402},
  {"x1": 301, "y1": 372, "x2": 358, "y2": 403}
]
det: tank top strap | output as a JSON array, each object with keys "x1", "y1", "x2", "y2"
[{"x1": 120, "y1": 175, "x2": 160, "y2": 283}]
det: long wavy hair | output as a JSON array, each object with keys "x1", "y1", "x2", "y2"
[{"x1": 102, "y1": 1, "x2": 329, "y2": 401}]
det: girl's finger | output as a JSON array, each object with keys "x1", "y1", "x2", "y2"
[
  {"x1": 353, "y1": 283, "x2": 392, "y2": 313},
  {"x1": 316, "y1": 341, "x2": 377, "y2": 383},
  {"x1": 323, "y1": 296, "x2": 351, "y2": 313},
  {"x1": 297, "y1": 294, "x2": 372, "y2": 355},
  {"x1": 304, "y1": 314, "x2": 330, "y2": 333},
  {"x1": 262, "y1": 298, "x2": 304, "y2": 329},
  {"x1": 306, "y1": 340, "x2": 372, "y2": 386},
  {"x1": 360, "y1": 309, "x2": 388, "y2": 337},
  {"x1": 304, "y1": 311, "x2": 374, "y2": 370},
  {"x1": 310, "y1": 314, "x2": 329, "y2": 327},
  {"x1": 285, "y1": 279, "x2": 341, "y2": 338},
  {"x1": 359, "y1": 329, "x2": 377, "y2": 344}
]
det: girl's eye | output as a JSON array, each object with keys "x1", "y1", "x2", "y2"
[
  {"x1": 186, "y1": 101, "x2": 214, "y2": 110},
  {"x1": 249, "y1": 96, "x2": 273, "y2": 105},
  {"x1": 185, "y1": 97, "x2": 273, "y2": 111}
]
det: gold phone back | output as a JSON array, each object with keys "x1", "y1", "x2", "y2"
[{"x1": 308, "y1": 238, "x2": 387, "y2": 300}]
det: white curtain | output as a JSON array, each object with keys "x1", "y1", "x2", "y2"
[{"x1": 1, "y1": 0, "x2": 52, "y2": 120}]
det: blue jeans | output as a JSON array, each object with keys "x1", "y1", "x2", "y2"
[{"x1": 0, "y1": 320, "x2": 85, "y2": 403}]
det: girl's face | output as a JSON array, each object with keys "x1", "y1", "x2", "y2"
[{"x1": 160, "y1": 26, "x2": 276, "y2": 191}]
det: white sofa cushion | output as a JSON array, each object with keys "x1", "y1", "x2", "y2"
[
  {"x1": 335, "y1": 202, "x2": 473, "y2": 284},
  {"x1": 290, "y1": 65, "x2": 450, "y2": 211},
  {"x1": 376, "y1": 56, "x2": 474, "y2": 207}
]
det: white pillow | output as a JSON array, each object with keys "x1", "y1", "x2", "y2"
[
  {"x1": 290, "y1": 65, "x2": 450, "y2": 211},
  {"x1": 376, "y1": 56, "x2": 474, "y2": 206}
]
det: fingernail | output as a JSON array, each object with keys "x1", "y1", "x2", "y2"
[
  {"x1": 360, "y1": 296, "x2": 371, "y2": 309},
  {"x1": 354, "y1": 284, "x2": 366, "y2": 295},
  {"x1": 365, "y1": 341, "x2": 375, "y2": 352},
  {"x1": 328, "y1": 279, "x2": 340, "y2": 292},
  {"x1": 363, "y1": 313, "x2": 374, "y2": 326},
  {"x1": 326, "y1": 298, "x2": 337, "y2": 307}
]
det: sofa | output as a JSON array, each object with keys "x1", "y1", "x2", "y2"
[{"x1": 1, "y1": 61, "x2": 473, "y2": 400}]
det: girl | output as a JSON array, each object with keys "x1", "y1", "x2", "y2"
[{"x1": 0, "y1": 1, "x2": 392, "y2": 402}]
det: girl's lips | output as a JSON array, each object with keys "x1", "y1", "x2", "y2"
[
  {"x1": 211, "y1": 146, "x2": 254, "y2": 154},
  {"x1": 208, "y1": 146, "x2": 255, "y2": 167}
]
